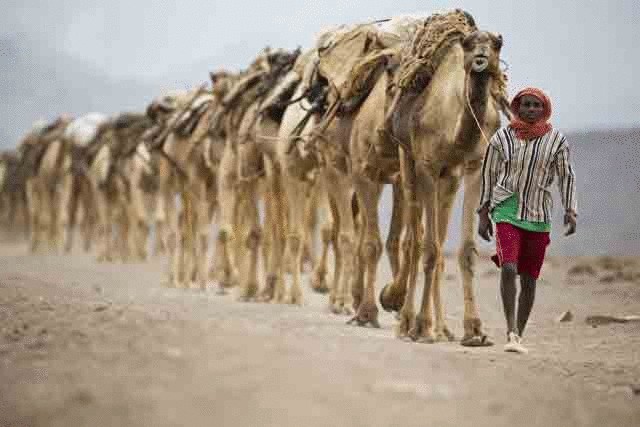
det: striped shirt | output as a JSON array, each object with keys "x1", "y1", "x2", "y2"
[{"x1": 479, "y1": 126, "x2": 577, "y2": 223}]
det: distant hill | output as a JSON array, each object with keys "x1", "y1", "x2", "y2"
[{"x1": 0, "y1": 35, "x2": 159, "y2": 149}]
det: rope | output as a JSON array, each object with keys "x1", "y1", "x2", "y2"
[{"x1": 464, "y1": 70, "x2": 491, "y2": 146}]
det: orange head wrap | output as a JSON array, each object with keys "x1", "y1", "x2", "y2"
[{"x1": 509, "y1": 87, "x2": 552, "y2": 140}]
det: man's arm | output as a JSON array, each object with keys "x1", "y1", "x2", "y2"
[{"x1": 555, "y1": 140, "x2": 578, "y2": 235}]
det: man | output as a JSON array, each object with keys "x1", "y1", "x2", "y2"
[{"x1": 477, "y1": 87, "x2": 578, "y2": 354}]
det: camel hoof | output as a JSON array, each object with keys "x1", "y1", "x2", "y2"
[
  {"x1": 379, "y1": 282, "x2": 405, "y2": 313},
  {"x1": 409, "y1": 317, "x2": 435, "y2": 343},
  {"x1": 310, "y1": 270, "x2": 330, "y2": 294},
  {"x1": 347, "y1": 302, "x2": 380, "y2": 328},
  {"x1": 244, "y1": 283, "x2": 260, "y2": 300},
  {"x1": 287, "y1": 289, "x2": 303, "y2": 306},
  {"x1": 351, "y1": 292, "x2": 362, "y2": 312},
  {"x1": 396, "y1": 309, "x2": 415, "y2": 339},
  {"x1": 460, "y1": 334, "x2": 494, "y2": 347},
  {"x1": 434, "y1": 326, "x2": 456, "y2": 342}
]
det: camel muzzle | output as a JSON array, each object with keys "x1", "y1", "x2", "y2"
[{"x1": 471, "y1": 56, "x2": 489, "y2": 72}]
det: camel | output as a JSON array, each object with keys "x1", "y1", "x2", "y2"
[
  {"x1": 20, "y1": 116, "x2": 74, "y2": 253},
  {"x1": 275, "y1": 16, "x2": 424, "y2": 313},
  {"x1": 261, "y1": 46, "x2": 340, "y2": 306},
  {"x1": 146, "y1": 80, "x2": 228, "y2": 289},
  {"x1": 85, "y1": 112, "x2": 155, "y2": 263},
  {"x1": 352, "y1": 10, "x2": 506, "y2": 344},
  {"x1": 213, "y1": 48, "x2": 301, "y2": 301},
  {"x1": 0, "y1": 149, "x2": 29, "y2": 239},
  {"x1": 62, "y1": 113, "x2": 110, "y2": 254}
]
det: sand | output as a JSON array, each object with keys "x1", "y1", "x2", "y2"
[{"x1": 0, "y1": 241, "x2": 639, "y2": 427}]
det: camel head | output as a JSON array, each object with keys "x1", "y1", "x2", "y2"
[
  {"x1": 462, "y1": 31, "x2": 503, "y2": 75},
  {"x1": 146, "y1": 90, "x2": 186, "y2": 123}
]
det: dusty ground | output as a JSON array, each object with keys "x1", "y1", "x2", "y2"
[{"x1": 0, "y1": 240, "x2": 639, "y2": 427}]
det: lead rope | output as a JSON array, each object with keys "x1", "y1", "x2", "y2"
[{"x1": 464, "y1": 70, "x2": 491, "y2": 145}]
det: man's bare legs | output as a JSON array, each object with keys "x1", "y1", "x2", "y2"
[{"x1": 500, "y1": 262, "x2": 535, "y2": 353}]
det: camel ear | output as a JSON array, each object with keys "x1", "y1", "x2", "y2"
[{"x1": 493, "y1": 33, "x2": 503, "y2": 50}]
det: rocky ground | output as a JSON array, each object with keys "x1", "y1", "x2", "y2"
[{"x1": 0, "y1": 240, "x2": 639, "y2": 427}]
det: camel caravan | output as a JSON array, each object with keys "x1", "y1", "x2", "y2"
[{"x1": 0, "y1": 9, "x2": 511, "y2": 345}]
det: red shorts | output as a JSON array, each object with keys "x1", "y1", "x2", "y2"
[{"x1": 490, "y1": 222, "x2": 551, "y2": 279}]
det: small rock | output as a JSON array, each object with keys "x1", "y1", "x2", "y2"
[
  {"x1": 166, "y1": 347, "x2": 182, "y2": 359},
  {"x1": 631, "y1": 384, "x2": 640, "y2": 396},
  {"x1": 568, "y1": 264, "x2": 597, "y2": 276},
  {"x1": 93, "y1": 303, "x2": 109, "y2": 312},
  {"x1": 557, "y1": 310, "x2": 574, "y2": 322},
  {"x1": 72, "y1": 389, "x2": 94, "y2": 405},
  {"x1": 585, "y1": 314, "x2": 640, "y2": 326},
  {"x1": 24, "y1": 337, "x2": 47, "y2": 349},
  {"x1": 599, "y1": 274, "x2": 617, "y2": 284}
]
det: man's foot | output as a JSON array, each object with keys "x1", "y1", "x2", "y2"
[{"x1": 504, "y1": 332, "x2": 528, "y2": 354}]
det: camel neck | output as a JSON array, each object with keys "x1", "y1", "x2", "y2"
[{"x1": 457, "y1": 71, "x2": 491, "y2": 149}]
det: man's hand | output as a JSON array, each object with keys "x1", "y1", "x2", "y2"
[
  {"x1": 478, "y1": 205, "x2": 493, "y2": 242},
  {"x1": 564, "y1": 210, "x2": 577, "y2": 236}
]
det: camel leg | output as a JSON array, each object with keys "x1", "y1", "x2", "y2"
[
  {"x1": 385, "y1": 182, "x2": 404, "y2": 278},
  {"x1": 410, "y1": 168, "x2": 439, "y2": 343},
  {"x1": 349, "y1": 177, "x2": 382, "y2": 328},
  {"x1": 330, "y1": 175, "x2": 356, "y2": 316},
  {"x1": 238, "y1": 182, "x2": 261, "y2": 301},
  {"x1": 64, "y1": 177, "x2": 79, "y2": 254},
  {"x1": 395, "y1": 151, "x2": 422, "y2": 338},
  {"x1": 55, "y1": 173, "x2": 73, "y2": 254},
  {"x1": 260, "y1": 161, "x2": 285, "y2": 303},
  {"x1": 379, "y1": 179, "x2": 412, "y2": 313},
  {"x1": 79, "y1": 181, "x2": 95, "y2": 253},
  {"x1": 325, "y1": 194, "x2": 340, "y2": 310},
  {"x1": 459, "y1": 165, "x2": 493, "y2": 346},
  {"x1": 216, "y1": 147, "x2": 240, "y2": 292},
  {"x1": 175, "y1": 192, "x2": 191, "y2": 288},
  {"x1": 153, "y1": 192, "x2": 167, "y2": 256},
  {"x1": 117, "y1": 201, "x2": 131, "y2": 263},
  {"x1": 431, "y1": 174, "x2": 461, "y2": 342},
  {"x1": 25, "y1": 180, "x2": 41, "y2": 253},
  {"x1": 129, "y1": 183, "x2": 150, "y2": 262},
  {"x1": 351, "y1": 201, "x2": 365, "y2": 312},
  {"x1": 43, "y1": 184, "x2": 58, "y2": 252},
  {"x1": 178, "y1": 191, "x2": 193, "y2": 287},
  {"x1": 195, "y1": 182, "x2": 211, "y2": 291},
  {"x1": 283, "y1": 177, "x2": 307, "y2": 305},
  {"x1": 165, "y1": 188, "x2": 180, "y2": 287},
  {"x1": 301, "y1": 183, "x2": 319, "y2": 272},
  {"x1": 94, "y1": 189, "x2": 109, "y2": 262},
  {"x1": 310, "y1": 180, "x2": 332, "y2": 295}
]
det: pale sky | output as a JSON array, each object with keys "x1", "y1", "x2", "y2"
[{"x1": 2, "y1": 0, "x2": 639, "y2": 131}]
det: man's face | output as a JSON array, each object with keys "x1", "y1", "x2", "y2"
[{"x1": 518, "y1": 94, "x2": 545, "y2": 123}]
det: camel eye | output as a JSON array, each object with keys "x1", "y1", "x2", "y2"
[{"x1": 462, "y1": 33, "x2": 475, "y2": 49}]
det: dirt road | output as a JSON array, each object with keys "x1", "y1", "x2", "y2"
[{"x1": 1, "y1": 241, "x2": 638, "y2": 427}]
